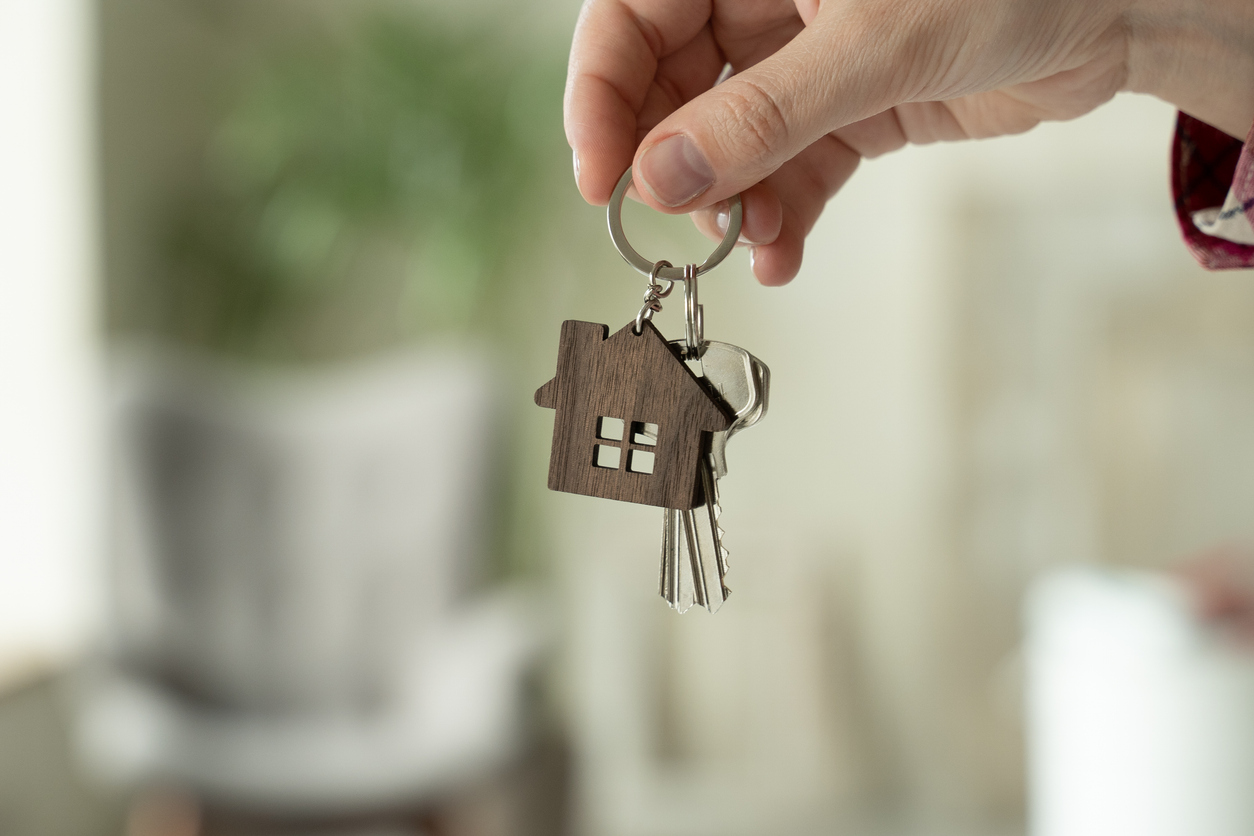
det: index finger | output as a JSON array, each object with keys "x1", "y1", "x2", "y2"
[{"x1": 565, "y1": 0, "x2": 713, "y2": 204}]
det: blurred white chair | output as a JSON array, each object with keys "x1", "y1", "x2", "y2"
[{"x1": 76, "y1": 347, "x2": 543, "y2": 814}]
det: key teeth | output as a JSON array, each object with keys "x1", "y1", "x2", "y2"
[
  {"x1": 711, "y1": 497, "x2": 729, "y2": 573},
  {"x1": 712, "y1": 499, "x2": 731, "y2": 595}
]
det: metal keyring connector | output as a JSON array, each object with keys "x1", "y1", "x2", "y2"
[
  {"x1": 634, "y1": 259, "x2": 674, "y2": 334},
  {"x1": 683, "y1": 263, "x2": 702, "y2": 354},
  {"x1": 607, "y1": 167, "x2": 742, "y2": 282}
]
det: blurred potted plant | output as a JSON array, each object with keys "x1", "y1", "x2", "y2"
[
  {"x1": 160, "y1": 14, "x2": 556, "y2": 361},
  {"x1": 89, "y1": 9, "x2": 564, "y2": 817}
]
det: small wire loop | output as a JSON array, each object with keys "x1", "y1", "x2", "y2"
[
  {"x1": 634, "y1": 260, "x2": 674, "y2": 334},
  {"x1": 647, "y1": 260, "x2": 675, "y2": 299}
]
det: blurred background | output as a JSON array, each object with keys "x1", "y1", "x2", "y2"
[{"x1": 6, "y1": 1, "x2": 1254, "y2": 835}]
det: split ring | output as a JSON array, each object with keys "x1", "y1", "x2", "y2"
[{"x1": 606, "y1": 167, "x2": 742, "y2": 282}]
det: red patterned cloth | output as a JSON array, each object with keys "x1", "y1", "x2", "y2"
[{"x1": 1172, "y1": 113, "x2": 1254, "y2": 269}]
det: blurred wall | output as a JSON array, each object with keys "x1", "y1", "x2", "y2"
[
  {"x1": 81, "y1": 1, "x2": 1254, "y2": 834},
  {"x1": 538, "y1": 95, "x2": 1248, "y2": 835}
]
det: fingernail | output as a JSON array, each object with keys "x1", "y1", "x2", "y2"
[
  {"x1": 748, "y1": 247, "x2": 758, "y2": 275},
  {"x1": 714, "y1": 199, "x2": 760, "y2": 245},
  {"x1": 638, "y1": 134, "x2": 714, "y2": 207},
  {"x1": 714, "y1": 201, "x2": 731, "y2": 235},
  {"x1": 572, "y1": 150, "x2": 581, "y2": 187}
]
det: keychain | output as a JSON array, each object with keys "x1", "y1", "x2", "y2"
[{"x1": 535, "y1": 169, "x2": 770, "y2": 613}]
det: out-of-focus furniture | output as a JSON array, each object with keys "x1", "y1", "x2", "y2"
[{"x1": 74, "y1": 348, "x2": 550, "y2": 830}]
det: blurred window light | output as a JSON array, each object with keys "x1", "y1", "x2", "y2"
[{"x1": 0, "y1": 0, "x2": 100, "y2": 678}]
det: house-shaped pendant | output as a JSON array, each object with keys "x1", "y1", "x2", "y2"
[{"x1": 535, "y1": 320, "x2": 734, "y2": 510}]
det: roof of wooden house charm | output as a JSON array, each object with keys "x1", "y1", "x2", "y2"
[{"x1": 535, "y1": 319, "x2": 734, "y2": 510}]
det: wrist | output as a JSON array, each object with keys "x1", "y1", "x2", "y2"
[{"x1": 1124, "y1": 0, "x2": 1254, "y2": 138}]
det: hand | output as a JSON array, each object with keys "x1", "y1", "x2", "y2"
[
  {"x1": 565, "y1": 0, "x2": 1254, "y2": 285},
  {"x1": 1178, "y1": 544, "x2": 1254, "y2": 648}
]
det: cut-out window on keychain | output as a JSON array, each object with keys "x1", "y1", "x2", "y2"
[
  {"x1": 631, "y1": 421, "x2": 659, "y2": 446},
  {"x1": 597, "y1": 416, "x2": 624, "y2": 441},
  {"x1": 627, "y1": 449, "x2": 655, "y2": 474},
  {"x1": 593, "y1": 444, "x2": 621, "y2": 469}
]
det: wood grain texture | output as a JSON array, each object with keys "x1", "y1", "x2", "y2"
[{"x1": 535, "y1": 319, "x2": 733, "y2": 510}]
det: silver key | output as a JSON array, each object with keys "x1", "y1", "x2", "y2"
[
  {"x1": 688, "y1": 457, "x2": 729, "y2": 610},
  {"x1": 660, "y1": 507, "x2": 695, "y2": 612},
  {"x1": 702, "y1": 342, "x2": 771, "y2": 478},
  {"x1": 674, "y1": 340, "x2": 771, "y2": 478},
  {"x1": 659, "y1": 341, "x2": 769, "y2": 613},
  {"x1": 659, "y1": 456, "x2": 728, "y2": 613}
]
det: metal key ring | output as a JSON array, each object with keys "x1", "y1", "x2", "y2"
[{"x1": 607, "y1": 167, "x2": 742, "y2": 282}]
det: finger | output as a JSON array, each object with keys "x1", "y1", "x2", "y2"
[
  {"x1": 635, "y1": 25, "x2": 727, "y2": 141},
  {"x1": 690, "y1": 182, "x2": 783, "y2": 247},
  {"x1": 693, "y1": 133, "x2": 860, "y2": 284},
  {"x1": 830, "y1": 101, "x2": 973, "y2": 159},
  {"x1": 747, "y1": 133, "x2": 860, "y2": 286},
  {"x1": 830, "y1": 109, "x2": 911, "y2": 159},
  {"x1": 708, "y1": 2, "x2": 805, "y2": 69},
  {"x1": 631, "y1": 4, "x2": 915, "y2": 212},
  {"x1": 689, "y1": 103, "x2": 970, "y2": 283},
  {"x1": 565, "y1": 0, "x2": 712, "y2": 204}
]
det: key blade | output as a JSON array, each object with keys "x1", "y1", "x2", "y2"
[
  {"x1": 682, "y1": 508, "x2": 707, "y2": 610},
  {"x1": 660, "y1": 507, "x2": 695, "y2": 613},
  {"x1": 705, "y1": 461, "x2": 730, "y2": 578},
  {"x1": 677, "y1": 508, "x2": 699, "y2": 613},
  {"x1": 701, "y1": 461, "x2": 730, "y2": 599},
  {"x1": 659, "y1": 507, "x2": 674, "y2": 600},
  {"x1": 686, "y1": 464, "x2": 730, "y2": 613}
]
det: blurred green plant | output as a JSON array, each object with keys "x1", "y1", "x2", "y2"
[{"x1": 160, "y1": 13, "x2": 564, "y2": 361}]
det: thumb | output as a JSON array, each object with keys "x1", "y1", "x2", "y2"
[{"x1": 632, "y1": 9, "x2": 909, "y2": 211}]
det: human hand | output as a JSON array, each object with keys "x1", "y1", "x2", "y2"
[
  {"x1": 565, "y1": 0, "x2": 1254, "y2": 285},
  {"x1": 1178, "y1": 544, "x2": 1254, "y2": 648}
]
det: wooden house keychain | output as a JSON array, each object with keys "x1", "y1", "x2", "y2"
[{"x1": 536, "y1": 168, "x2": 770, "y2": 613}]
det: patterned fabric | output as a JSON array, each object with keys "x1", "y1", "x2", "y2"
[
  {"x1": 1172, "y1": 113, "x2": 1254, "y2": 269},
  {"x1": 1192, "y1": 182, "x2": 1254, "y2": 245}
]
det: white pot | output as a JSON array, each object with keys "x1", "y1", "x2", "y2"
[{"x1": 107, "y1": 345, "x2": 497, "y2": 713}]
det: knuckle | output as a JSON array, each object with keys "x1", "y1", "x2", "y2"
[{"x1": 714, "y1": 78, "x2": 791, "y2": 159}]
